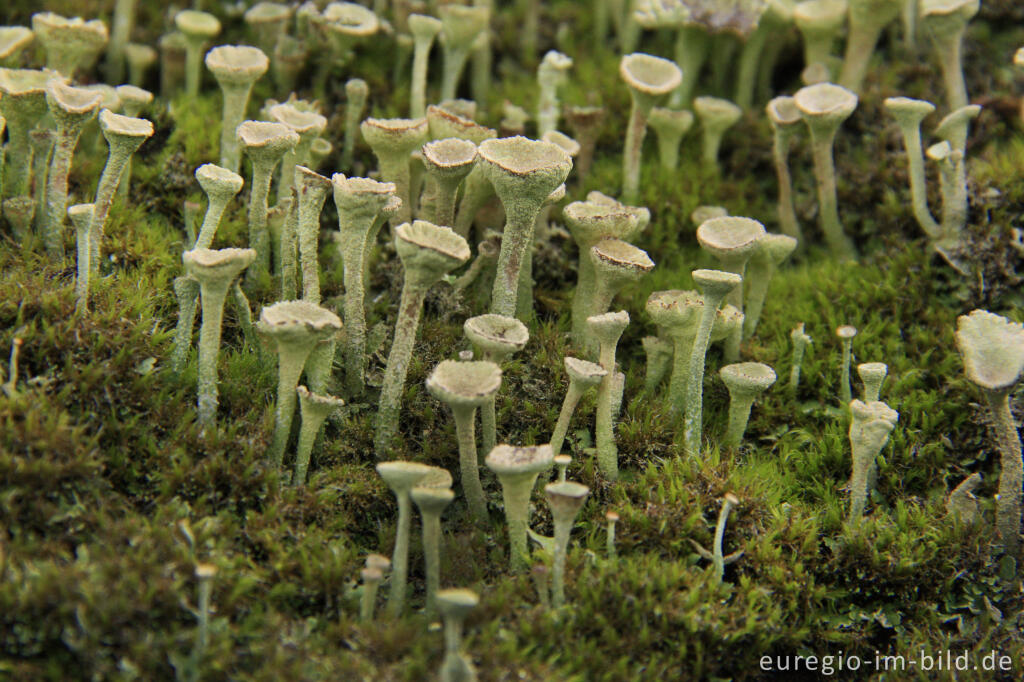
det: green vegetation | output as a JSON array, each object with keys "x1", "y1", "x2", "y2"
[{"x1": 2, "y1": 1, "x2": 1024, "y2": 680}]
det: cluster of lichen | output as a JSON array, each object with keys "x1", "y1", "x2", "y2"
[{"x1": 1, "y1": 0, "x2": 1023, "y2": 679}]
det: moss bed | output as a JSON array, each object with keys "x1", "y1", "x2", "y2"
[{"x1": 2, "y1": 1, "x2": 1024, "y2": 680}]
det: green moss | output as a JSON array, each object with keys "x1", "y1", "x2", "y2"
[{"x1": 1, "y1": 0, "x2": 1023, "y2": 679}]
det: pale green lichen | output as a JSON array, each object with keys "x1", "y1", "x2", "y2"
[
  {"x1": 683, "y1": 269, "x2": 742, "y2": 458},
  {"x1": 619, "y1": 53, "x2": 682, "y2": 202},
  {"x1": 789, "y1": 322, "x2": 812, "y2": 390},
  {"x1": 794, "y1": 82, "x2": 858, "y2": 260},
  {"x1": 257, "y1": 300, "x2": 342, "y2": 467},
  {"x1": 206, "y1": 45, "x2": 269, "y2": 174},
  {"x1": 408, "y1": 14, "x2": 442, "y2": 118},
  {"x1": 238, "y1": 120, "x2": 298, "y2": 281},
  {"x1": 486, "y1": 443, "x2": 553, "y2": 572},
  {"x1": 174, "y1": 10, "x2": 221, "y2": 97},
  {"x1": 376, "y1": 461, "x2": 438, "y2": 617},
  {"x1": 294, "y1": 386, "x2": 344, "y2": 485},
  {"x1": 427, "y1": 359, "x2": 501, "y2": 521},
  {"x1": 720, "y1": 362, "x2": 777, "y2": 447},
  {"x1": 847, "y1": 399, "x2": 899, "y2": 520},
  {"x1": 549, "y1": 357, "x2": 607, "y2": 457},
  {"x1": 588, "y1": 311, "x2": 630, "y2": 481},
  {"x1": 410, "y1": 477, "x2": 454, "y2": 613},
  {"x1": 544, "y1": 481, "x2": 590, "y2": 608},
  {"x1": 79, "y1": 109, "x2": 153, "y2": 314},
  {"x1": 376, "y1": 221, "x2": 470, "y2": 454},
  {"x1": 476, "y1": 136, "x2": 571, "y2": 318},
  {"x1": 463, "y1": 313, "x2": 528, "y2": 456},
  {"x1": 838, "y1": 0, "x2": 902, "y2": 93},
  {"x1": 857, "y1": 362, "x2": 887, "y2": 401},
  {"x1": 182, "y1": 248, "x2": 256, "y2": 428},
  {"x1": 332, "y1": 175, "x2": 397, "y2": 396},
  {"x1": 955, "y1": 310, "x2": 1024, "y2": 557},
  {"x1": 42, "y1": 82, "x2": 102, "y2": 260}
]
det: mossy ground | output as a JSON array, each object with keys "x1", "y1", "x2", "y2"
[{"x1": 2, "y1": 2, "x2": 1024, "y2": 681}]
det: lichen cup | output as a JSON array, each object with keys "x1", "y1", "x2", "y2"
[
  {"x1": 476, "y1": 136, "x2": 572, "y2": 319},
  {"x1": 206, "y1": 46, "x2": 270, "y2": 174},
  {"x1": 486, "y1": 443, "x2": 554, "y2": 572},
  {"x1": 619, "y1": 53, "x2": 682, "y2": 202}
]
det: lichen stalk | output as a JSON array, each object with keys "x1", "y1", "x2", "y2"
[
  {"x1": 550, "y1": 382, "x2": 584, "y2": 457},
  {"x1": 453, "y1": 169, "x2": 494, "y2": 239},
  {"x1": 454, "y1": 404, "x2": 488, "y2": 520},
  {"x1": 622, "y1": 94, "x2": 651, "y2": 204},
  {"x1": 672, "y1": 25, "x2": 709, "y2": 108},
  {"x1": 44, "y1": 115, "x2": 94, "y2": 259},
  {"x1": 86, "y1": 114, "x2": 153, "y2": 290},
  {"x1": 294, "y1": 388, "x2": 342, "y2": 485},
  {"x1": 297, "y1": 171, "x2": 331, "y2": 304},
  {"x1": 838, "y1": 6, "x2": 896, "y2": 93},
  {"x1": 735, "y1": 22, "x2": 770, "y2": 111},
  {"x1": 79, "y1": 119, "x2": 151, "y2": 313},
  {"x1": 359, "y1": 571, "x2": 381, "y2": 621},
  {"x1": 499, "y1": 474, "x2": 539, "y2": 572},
  {"x1": 840, "y1": 336, "x2": 854, "y2": 404},
  {"x1": 218, "y1": 82, "x2": 257, "y2": 175},
  {"x1": 420, "y1": 510, "x2": 443, "y2": 611},
  {"x1": 725, "y1": 395, "x2": 756, "y2": 448},
  {"x1": 890, "y1": 107, "x2": 940, "y2": 239},
  {"x1": 667, "y1": 332, "x2": 696, "y2": 417},
  {"x1": 340, "y1": 237, "x2": 370, "y2": 394},
  {"x1": 170, "y1": 275, "x2": 201, "y2": 373},
  {"x1": 195, "y1": 176, "x2": 241, "y2": 250},
  {"x1": 267, "y1": 345, "x2": 313, "y2": 467},
  {"x1": 491, "y1": 197, "x2": 541, "y2": 317},
  {"x1": 987, "y1": 390, "x2": 1022, "y2": 557},
  {"x1": 335, "y1": 183, "x2": 386, "y2": 396},
  {"x1": 770, "y1": 118, "x2": 800, "y2": 242},
  {"x1": 69, "y1": 204, "x2": 94, "y2": 316},
  {"x1": 342, "y1": 80, "x2": 368, "y2": 171},
  {"x1": 409, "y1": 18, "x2": 440, "y2": 118},
  {"x1": 387, "y1": 492, "x2": 413, "y2": 617},
  {"x1": 711, "y1": 495, "x2": 737, "y2": 583},
  {"x1": 593, "y1": 315, "x2": 628, "y2": 481},
  {"x1": 789, "y1": 324, "x2": 811, "y2": 391},
  {"x1": 642, "y1": 336, "x2": 674, "y2": 396},
  {"x1": 441, "y1": 44, "x2": 473, "y2": 102},
  {"x1": 195, "y1": 282, "x2": 232, "y2": 427},
  {"x1": 30, "y1": 131, "x2": 54, "y2": 234},
  {"x1": 247, "y1": 162, "x2": 275, "y2": 280},
  {"x1": 806, "y1": 124, "x2": 856, "y2": 260},
  {"x1": 107, "y1": 0, "x2": 139, "y2": 83},
  {"x1": 280, "y1": 198, "x2": 299, "y2": 299},
  {"x1": 683, "y1": 277, "x2": 737, "y2": 459},
  {"x1": 847, "y1": 403, "x2": 898, "y2": 520},
  {"x1": 376, "y1": 285, "x2": 428, "y2": 454}
]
